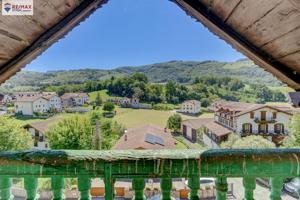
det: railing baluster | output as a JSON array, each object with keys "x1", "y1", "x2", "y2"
[
  {"x1": 216, "y1": 177, "x2": 228, "y2": 200},
  {"x1": 270, "y1": 177, "x2": 283, "y2": 200},
  {"x1": 188, "y1": 176, "x2": 199, "y2": 200},
  {"x1": 243, "y1": 177, "x2": 256, "y2": 200},
  {"x1": 161, "y1": 178, "x2": 172, "y2": 200},
  {"x1": 0, "y1": 177, "x2": 13, "y2": 200},
  {"x1": 132, "y1": 178, "x2": 145, "y2": 200},
  {"x1": 24, "y1": 177, "x2": 38, "y2": 200},
  {"x1": 104, "y1": 163, "x2": 114, "y2": 200},
  {"x1": 78, "y1": 176, "x2": 91, "y2": 200},
  {"x1": 52, "y1": 177, "x2": 64, "y2": 200}
]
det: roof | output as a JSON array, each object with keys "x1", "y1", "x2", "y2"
[
  {"x1": 288, "y1": 92, "x2": 300, "y2": 107},
  {"x1": 112, "y1": 124, "x2": 176, "y2": 150},
  {"x1": 235, "y1": 104, "x2": 295, "y2": 117},
  {"x1": 24, "y1": 119, "x2": 58, "y2": 133},
  {"x1": 215, "y1": 101, "x2": 260, "y2": 112},
  {"x1": 0, "y1": 1, "x2": 300, "y2": 90},
  {"x1": 182, "y1": 118, "x2": 231, "y2": 137},
  {"x1": 61, "y1": 93, "x2": 88, "y2": 100},
  {"x1": 15, "y1": 96, "x2": 47, "y2": 102},
  {"x1": 182, "y1": 100, "x2": 200, "y2": 105}
]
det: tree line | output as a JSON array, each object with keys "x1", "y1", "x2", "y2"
[{"x1": 43, "y1": 73, "x2": 287, "y2": 107}]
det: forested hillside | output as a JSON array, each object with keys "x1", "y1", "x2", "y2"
[{"x1": 0, "y1": 59, "x2": 283, "y2": 92}]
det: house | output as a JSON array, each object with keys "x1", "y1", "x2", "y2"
[
  {"x1": 113, "y1": 124, "x2": 176, "y2": 150},
  {"x1": 182, "y1": 101, "x2": 297, "y2": 147},
  {"x1": 288, "y1": 92, "x2": 300, "y2": 107},
  {"x1": 24, "y1": 119, "x2": 57, "y2": 149},
  {"x1": 182, "y1": 118, "x2": 231, "y2": 148},
  {"x1": 14, "y1": 96, "x2": 50, "y2": 115},
  {"x1": 43, "y1": 93, "x2": 62, "y2": 112},
  {"x1": 61, "y1": 93, "x2": 89, "y2": 107},
  {"x1": 180, "y1": 100, "x2": 201, "y2": 114}
]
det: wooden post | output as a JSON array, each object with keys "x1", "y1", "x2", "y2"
[
  {"x1": 161, "y1": 178, "x2": 172, "y2": 200},
  {"x1": 216, "y1": 177, "x2": 227, "y2": 200},
  {"x1": 0, "y1": 177, "x2": 13, "y2": 200},
  {"x1": 104, "y1": 163, "x2": 114, "y2": 200},
  {"x1": 188, "y1": 176, "x2": 200, "y2": 200},
  {"x1": 24, "y1": 177, "x2": 38, "y2": 200},
  {"x1": 78, "y1": 176, "x2": 91, "y2": 200},
  {"x1": 52, "y1": 177, "x2": 64, "y2": 200},
  {"x1": 243, "y1": 177, "x2": 256, "y2": 200},
  {"x1": 270, "y1": 177, "x2": 283, "y2": 200},
  {"x1": 132, "y1": 178, "x2": 145, "y2": 200}
]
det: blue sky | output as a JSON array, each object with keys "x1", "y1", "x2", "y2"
[{"x1": 26, "y1": 0, "x2": 244, "y2": 72}]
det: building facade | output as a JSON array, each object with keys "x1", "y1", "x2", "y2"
[
  {"x1": 14, "y1": 96, "x2": 50, "y2": 115},
  {"x1": 182, "y1": 101, "x2": 296, "y2": 148},
  {"x1": 61, "y1": 93, "x2": 89, "y2": 107},
  {"x1": 180, "y1": 100, "x2": 201, "y2": 114}
]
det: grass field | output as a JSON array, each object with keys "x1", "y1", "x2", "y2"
[
  {"x1": 88, "y1": 90, "x2": 111, "y2": 102},
  {"x1": 113, "y1": 107, "x2": 213, "y2": 129},
  {"x1": 268, "y1": 86, "x2": 295, "y2": 94}
]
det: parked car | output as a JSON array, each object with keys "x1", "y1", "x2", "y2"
[{"x1": 284, "y1": 178, "x2": 300, "y2": 198}]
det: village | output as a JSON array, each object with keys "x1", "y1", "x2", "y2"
[{"x1": 1, "y1": 89, "x2": 300, "y2": 199}]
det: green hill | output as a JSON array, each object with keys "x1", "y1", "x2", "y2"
[{"x1": 0, "y1": 59, "x2": 284, "y2": 92}]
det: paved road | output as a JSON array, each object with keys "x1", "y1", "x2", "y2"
[{"x1": 228, "y1": 178, "x2": 296, "y2": 200}]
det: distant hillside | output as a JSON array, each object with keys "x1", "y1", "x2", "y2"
[{"x1": 0, "y1": 60, "x2": 283, "y2": 92}]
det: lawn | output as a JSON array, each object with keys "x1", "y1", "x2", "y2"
[
  {"x1": 113, "y1": 107, "x2": 213, "y2": 129},
  {"x1": 88, "y1": 89, "x2": 111, "y2": 102}
]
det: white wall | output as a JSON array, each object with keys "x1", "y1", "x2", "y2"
[
  {"x1": 181, "y1": 101, "x2": 201, "y2": 114},
  {"x1": 203, "y1": 134, "x2": 220, "y2": 149},
  {"x1": 33, "y1": 98, "x2": 49, "y2": 113},
  {"x1": 48, "y1": 96, "x2": 62, "y2": 111},
  {"x1": 14, "y1": 102, "x2": 33, "y2": 115},
  {"x1": 236, "y1": 107, "x2": 291, "y2": 134}
]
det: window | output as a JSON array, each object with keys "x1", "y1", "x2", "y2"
[
  {"x1": 250, "y1": 112, "x2": 254, "y2": 119},
  {"x1": 274, "y1": 123, "x2": 284, "y2": 134},
  {"x1": 259, "y1": 124, "x2": 268, "y2": 133},
  {"x1": 242, "y1": 123, "x2": 252, "y2": 133},
  {"x1": 260, "y1": 111, "x2": 266, "y2": 120},
  {"x1": 272, "y1": 112, "x2": 277, "y2": 119}
]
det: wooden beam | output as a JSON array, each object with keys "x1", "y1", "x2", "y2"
[
  {"x1": 173, "y1": 0, "x2": 300, "y2": 90},
  {"x1": 0, "y1": 0, "x2": 108, "y2": 85}
]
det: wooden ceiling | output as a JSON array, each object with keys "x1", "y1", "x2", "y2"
[{"x1": 0, "y1": 0, "x2": 300, "y2": 90}]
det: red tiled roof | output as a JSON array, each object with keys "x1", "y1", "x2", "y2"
[{"x1": 112, "y1": 124, "x2": 176, "y2": 150}]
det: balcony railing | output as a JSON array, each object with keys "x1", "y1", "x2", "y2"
[
  {"x1": 0, "y1": 149, "x2": 299, "y2": 200},
  {"x1": 254, "y1": 118, "x2": 277, "y2": 124},
  {"x1": 240, "y1": 130, "x2": 288, "y2": 136}
]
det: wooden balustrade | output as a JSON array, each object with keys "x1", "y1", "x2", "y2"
[{"x1": 0, "y1": 149, "x2": 299, "y2": 199}]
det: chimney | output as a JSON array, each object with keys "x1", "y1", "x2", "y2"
[{"x1": 124, "y1": 135, "x2": 127, "y2": 141}]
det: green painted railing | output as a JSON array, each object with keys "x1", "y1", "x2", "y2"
[{"x1": 0, "y1": 149, "x2": 300, "y2": 200}]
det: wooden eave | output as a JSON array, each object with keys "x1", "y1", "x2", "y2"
[{"x1": 0, "y1": 0, "x2": 300, "y2": 90}]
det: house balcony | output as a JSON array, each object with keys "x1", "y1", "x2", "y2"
[
  {"x1": 240, "y1": 130, "x2": 288, "y2": 137},
  {"x1": 0, "y1": 149, "x2": 298, "y2": 200},
  {"x1": 254, "y1": 118, "x2": 277, "y2": 124}
]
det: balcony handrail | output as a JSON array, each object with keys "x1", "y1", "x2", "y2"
[{"x1": 0, "y1": 149, "x2": 299, "y2": 200}]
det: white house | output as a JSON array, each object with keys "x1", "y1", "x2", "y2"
[
  {"x1": 61, "y1": 93, "x2": 89, "y2": 107},
  {"x1": 180, "y1": 100, "x2": 201, "y2": 114},
  {"x1": 182, "y1": 101, "x2": 297, "y2": 148},
  {"x1": 44, "y1": 93, "x2": 62, "y2": 112},
  {"x1": 24, "y1": 119, "x2": 57, "y2": 149},
  {"x1": 14, "y1": 96, "x2": 50, "y2": 115}
]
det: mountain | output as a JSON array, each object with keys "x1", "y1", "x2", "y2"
[{"x1": 0, "y1": 60, "x2": 283, "y2": 92}]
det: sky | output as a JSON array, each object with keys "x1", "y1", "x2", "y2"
[{"x1": 26, "y1": 0, "x2": 244, "y2": 72}]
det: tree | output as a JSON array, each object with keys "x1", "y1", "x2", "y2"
[
  {"x1": 46, "y1": 114, "x2": 124, "y2": 150},
  {"x1": 103, "y1": 102, "x2": 115, "y2": 112},
  {"x1": 221, "y1": 134, "x2": 275, "y2": 149},
  {"x1": 282, "y1": 113, "x2": 300, "y2": 147},
  {"x1": 95, "y1": 92, "x2": 102, "y2": 106},
  {"x1": 167, "y1": 114, "x2": 182, "y2": 133},
  {"x1": 46, "y1": 115, "x2": 94, "y2": 149},
  {"x1": 0, "y1": 116, "x2": 33, "y2": 150}
]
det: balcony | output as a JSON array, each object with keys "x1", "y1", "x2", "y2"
[
  {"x1": 240, "y1": 130, "x2": 288, "y2": 137},
  {"x1": 254, "y1": 118, "x2": 277, "y2": 124},
  {"x1": 0, "y1": 149, "x2": 298, "y2": 200}
]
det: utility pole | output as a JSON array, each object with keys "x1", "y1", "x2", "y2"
[{"x1": 94, "y1": 120, "x2": 101, "y2": 150}]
